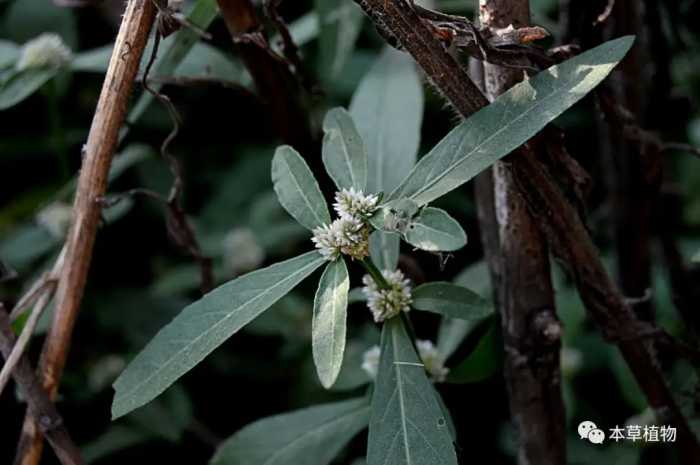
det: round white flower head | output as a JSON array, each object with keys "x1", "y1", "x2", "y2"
[
  {"x1": 361, "y1": 345, "x2": 381, "y2": 379},
  {"x1": 361, "y1": 340, "x2": 448, "y2": 383},
  {"x1": 312, "y1": 216, "x2": 369, "y2": 261},
  {"x1": 560, "y1": 347, "x2": 583, "y2": 378},
  {"x1": 222, "y1": 227, "x2": 265, "y2": 274},
  {"x1": 333, "y1": 187, "x2": 379, "y2": 220},
  {"x1": 36, "y1": 201, "x2": 73, "y2": 239},
  {"x1": 416, "y1": 340, "x2": 449, "y2": 383},
  {"x1": 16, "y1": 33, "x2": 72, "y2": 71},
  {"x1": 362, "y1": 269, "x2": 412, "y2": 322}
]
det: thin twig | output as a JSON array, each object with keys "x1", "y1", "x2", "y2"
[
  {"x1": 0, "y1": 305, "x2": 84, "y2": 465},
  {"x1": 592, "y1": 0, "x2": 615, "y2": 27},
  {"x1": 14, "y1": 2, "x2": 157, "y2": 464},
  {"x1": 0, "y1": 250, "x2": 65, "y2": 395},
  {"x1": 662, "y1": 142, "x2": 700, "y2": 160}
]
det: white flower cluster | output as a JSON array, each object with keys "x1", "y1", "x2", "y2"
[
  {"x1": 333, "y1": 187, "x2": 379, "y2": 220},
  {"x1": 361, "y1": 340, "x2": 449, "y2": 383},
  {"x1": 36, "y1": 201, "x2": 73, "y2": 239},
  {"x1": 16, "y1": 33, "x2": 72, "y2": 71},
  {"x1": 361, "y1": 345, "x2": 381, "y2": 379},
  {"x1": 222, "y1": 227, "x2": 265, "y2": 275},
  {"x1": 311, "y1": 188, "x2": 378, "y2": 261},
  {"x1": 362, "y1": 269, "x2": 412, "y2": 322},
  {"x1": 415, "y1": 340, "x2": 449, "y2": 383}
]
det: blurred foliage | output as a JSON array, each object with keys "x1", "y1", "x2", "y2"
[{"x1": 1, "y1": 0, "x2": 700, "y2": 464}]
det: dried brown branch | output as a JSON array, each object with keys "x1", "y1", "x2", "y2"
[
  {"x1": 14, "y1": 2, "x2": 157, "y2": 464},
  {"x1": 216, "y1": 0, "x2": 311, "y2": 150},
  {"x1": 592, "y1": 0, "x2": 615, "y2": 26},
  {"x1": 140, "y1": 24, "x2": 214, "y2": 293},
  {"x1": 0, "y1": 250, "x2": 64, "y2": 396},
  {"x1": 0, "y1": 305, "x2": 84, "y2": 465},
  {"x1": 477, "y1": 1, "x2": 566, "y2": 463},
  {"x1": 353, "y1": 0, "x2": 700, "y2": 460}
]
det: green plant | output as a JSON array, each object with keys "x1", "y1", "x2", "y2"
[{"x1": 109, "y1": 36, "x2": 632, "y2": 464}]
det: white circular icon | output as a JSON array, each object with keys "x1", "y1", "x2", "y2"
[
  {"x1": 578, "y1": 420, "x2": 605, "y2": 444},
  {"x1": 578, "y1": 421, "x2": 597, "y2": 439},
  {"x1": 588, "y1": 428, "x2": 605, "y2": 444}
]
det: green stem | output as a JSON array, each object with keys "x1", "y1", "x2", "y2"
[{"x1": 360, "y1": 258, "x2": 390, "y2": 289}]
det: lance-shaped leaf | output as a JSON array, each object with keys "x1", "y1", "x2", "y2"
[
  {"x1": 448, "y1": 322, "x2": 502, "y2": 384},
  {"x1": 272, "y1": 145, "x2": 331, "y2": 231},
  {"x1": 315, "y1": 0, "x2": 364, "y2": 79},
  {"x1": 211, "y1": 397, "x2": 370, "y2": 465},
  {"x1": 404, "y1": 208, "x2": 466, "y2": 252},
  {"x1": 369, "y1": 231, "x2": 400, "y2": 271},
  {"x1": 112, "y1": 251, "x2": 325, "y2": 419},
  {"x1": 368, "y1": 318, "x2": 457, "y2": 465},
  {"x1": 0, "y1": 67, "x2": 59, "y2": 110},
  {"x1": 322, "y1": 107, "x2": 368, "y2": 191},
  {"x1": 412, "y1": 282, "x2": 494, "y2": 321},
  {"x1": 350, "y1": 46, "x2": 424, "y2": 195},
  {"x1": 313, "y1": 259, "x2": 350, "y2": 388},
  {"x1": 389, "y1": 36, "x2": 635, "y2": 205}
]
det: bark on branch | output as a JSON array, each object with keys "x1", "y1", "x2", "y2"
[
  {"x1": 15, "y1": 2, "x2": 157, "y2": 464},
  {"x1": 478, "y1": 1, "x2": 567, "y2": 463},
  {"x1": 0, "y1": 306, "x2": 84, "y2": 465}
]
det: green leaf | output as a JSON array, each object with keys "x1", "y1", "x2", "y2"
[
  {"x1": 111, "y1": 251, "x2": 325, "y2": 419},
  {"x1": 272, "y1": 145, "x2": 331, "y2": 231},
  {"x1": 4, "y1": 0, "x2": 78, "y2": 49},
  {"x1": 315, "y1": 0, "x2": 364, "y2": 79},
  {"x1": 350, "y1": 47, "x2": 424, "y2": 194},
  {"x1": 83, "y1": 426, "x2": 153, "y2": 464},
  {"x1": 313, "y1": 259, "x2": 350, "y2": 388},
  {"x1": 434, "y1": 392, "x2": 457, "y2": 442},
  {"x1": 322, "y1": 107, "x2": 368, "y2": 191},
  {"x1": 211, "y1": 397, "x2": 370, "y2": 465},
  {"x1": 404, "y1": 208, "x2": 466, "y2": 252},
  {"x1": 368, "y1": 318, "x2": 457, "y2": 465},
  {"x1": 693, "y1": 249, "x2": 700, "y2": 263},
  {"x1": 389, "y1": 36, "x2": 635, "y2": 205},
  {"x1": 448, "y1": 322, "x2": 502, "y2": 384},
  {"x1": 70, "y1": 44, "x2": 113, "y2": 73},
  {"x1": 412, "y1": 282, "x2": 493, "y2": 321},
  {"x1": 0, "y1": 40, "x2": 20, "y2": 68},
  {"x1": 369, "y1": 231, "x2": 400, "y2": 271},
  {"x1": 0, "y1": 67, "x2": 58, "y2": 110},
  {"x1": 437, "y1": 317, "x2": 481, "y2": 361}
]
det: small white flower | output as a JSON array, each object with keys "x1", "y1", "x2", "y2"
[
  {"x1": 416, "y1": 340, "x2": 449, "y2": 383},
  {"x1": 361, "y1": 345, "x2": 381, "y2": 379},
  {"x1": 36, "y1": 201, "x2": 73, "y2": 239},
  {"x1": 312, "y1": 216, "x2": 369, "y2": 261},
  {"x1": 333, "y1": 188, "x2": 379, "y2": 220},
  {"x1": 222, "y1": 227, "x2": 265, "y2": 274},
  {"x1": 362, "y1": 269, "x2": 412, "y2": 322},
  {"x1": 16, "y1": 33, "x2": 72, "y2": 71},
  {"x1": 361, "y1": 340, "x2": 448, "y2": 383},
  {"x1": 560, "y1": 347, "x2": 583, "y2": 378}
]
